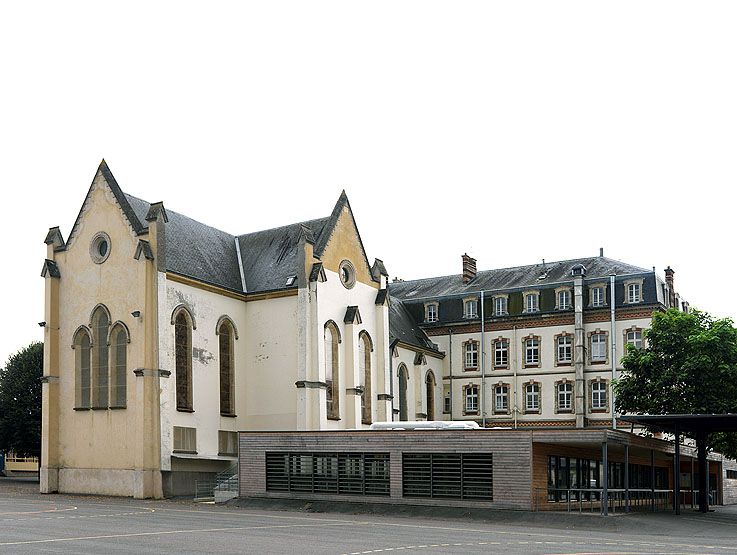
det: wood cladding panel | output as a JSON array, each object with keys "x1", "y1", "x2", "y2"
[{"x1": 239, "y1": 430, "x2": 532, "y2": 510}]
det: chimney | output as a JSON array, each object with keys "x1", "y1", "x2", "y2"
[
  {"x1": 664, "y1": 266, "x2": 675, "y2": 308},
  {"x1": 599, "y1": 247, "x2": 604, "y2": 257},
  {"x1": 462, "y1": 253, "x2": 477, "y2": 284}
]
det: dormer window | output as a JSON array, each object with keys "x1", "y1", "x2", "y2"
[
  {"x1": 590, "y1": 285, "x2": 605, "y2": 308},
  {"x1": 523, "y1": 291, "x2": 539, "y2": 313},
  {"x1": 493, "y1": 295, "x2": 508, "y2": 316},
  {"x1": 556, "y1": 288, "x2": 571, "y2": 310},
  {"x1": 627, "y1": 282, "x2": 642, "y2": 303},
  {"x1": 425, "y1": 302, "x2": 439, "y2": 323},
  {"x1": 463, "y1": 298, "x2": 478, "y2": 319}
]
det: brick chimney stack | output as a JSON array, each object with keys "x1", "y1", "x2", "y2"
[
  {"x1": 462, "y1": 253, "x2": 477, "y2": 284},
  {"x1": 664, "y1": 266, "x2": 675, "y2": 308}
]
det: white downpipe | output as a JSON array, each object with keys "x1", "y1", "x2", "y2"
[
  {"x1": 610, "y1": 274, "x2": 617, "y2": 430},
  {"x1": 513, "y1": 325, "x2": 518, "y2": 429},
  {"x1": 480, "y1": 290, "x2": 486, "y2": 428}
]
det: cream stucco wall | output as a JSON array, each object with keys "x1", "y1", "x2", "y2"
[
  {"x1": 433, "y1": 315, "x2": 652, "y2": 425},
  {"x1": 47, "y1": 174, "x2": 150, "y2": 495},
  {"x1": 392, "y1": 345, "x2": 443, "y2": 421},
  {"x1": 159, "y1": 279, "x2": 300, "y2": 470},
  {"x1": 316, "y1": 269, "x2": 385, "y2": 429}
]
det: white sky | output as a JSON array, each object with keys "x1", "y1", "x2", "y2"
[{"x1": 1, "y1": 1, "x2": 735, "y2": 366}]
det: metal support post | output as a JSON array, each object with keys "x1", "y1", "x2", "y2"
[
  {"x1": 674, "y1": 425, "x2": 681, "y2": 515},
  {"x1": 602, "y1": 440, "x2": 609, "y2": 516},
  {"x1": 651, "y1": 449, "x2": 656, "y2": 512},
  {"x1": 624, "y1": 444, "x2": 630, "y2": 513}
]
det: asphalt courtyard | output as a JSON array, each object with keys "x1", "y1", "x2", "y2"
[{"x1": 1, "y1": 478, "x2": 737, "y2": 554}]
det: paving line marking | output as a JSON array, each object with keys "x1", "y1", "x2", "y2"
[
  {"x1": 344, "y1": 541, "x2": 731, "y2": 555},
  {"x1": 0, "y1": 506, "x2": 78, "y2": 516},
  {"x1": 0, "y1": 509, "x2": 155, "y2": 523},
  {"x1": 0, "y1": 521, "x2": 363, "y2": 546}
]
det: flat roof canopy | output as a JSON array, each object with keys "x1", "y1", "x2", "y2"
[{"x1": 620, "y1": 414, "x2": 737, "y2": 433}]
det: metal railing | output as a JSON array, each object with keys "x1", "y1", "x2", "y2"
[
  {"x1": 534, "y1": 488, "x2": 673, "y2": 513},
  {"x1": 194, "y1": 479, "x2": 215, "y2": 502},
  {"x1": 194, "y1": 463, "x2": 239, "y2": 503}
]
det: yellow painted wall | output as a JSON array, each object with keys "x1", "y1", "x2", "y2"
[{"x1": 52, "y1": 173, "x2": 148, "y2": 481}]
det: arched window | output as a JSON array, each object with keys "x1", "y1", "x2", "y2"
[
  {"x1": 91, "y1": 306, "x2": 110, "y2": 408},
  {"x1": 110, "y1": 324, "x2": 128, "y2": 408},
  {"x1": 398, "y1": 364, "x2": 409, "y2": 421},
  {"x1": 174, "y1": 309, "x2": 193, "y2": 411},
  {"x1": 324, "y1": 321, "x2": 340, "y2": 420},
  {"x1": 73, "y1": 327, "x2": 91, "y2": 408},
  {"x1": 425, "y1": 371, "x2": 436, "y2": 421},
  {"x1": 218, "y1": 319, "x2": 236, "y2": 416},
  {"x1": 359, "y1": 332, "x2": 373, "y2": 425}
]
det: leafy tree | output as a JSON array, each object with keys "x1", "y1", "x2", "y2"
[
  {"x1": 0, "y1": 342, "x2": 43, "y2": 459},
  {"x1": 615, "y1": 309, "x2": 737, "y2": 459},
  {"x1": 615, "y1": 308, "x2": 737, "y2": 512}
]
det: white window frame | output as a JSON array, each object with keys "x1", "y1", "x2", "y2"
[
  {"x1": 494, "y1": 339, "x2": 509, "y2": 368},
  {"x1": 557, "y1": 382, "x2": 573, "y2": 412},
  {"x1": 556, "y1": 289, "x2": 571, "y2": 310},
  {"x1": 524, "y1": 292, "x2": 539, "y2": 313},
  {"x1": 465, "y1": 385, "x2": 479, "y2": 413},
  {"x1": 625, "y1": 281, "x2": 642, "y2": 304},
  {"x1": 591, "y1": 380, "x2": 607, "y2": 410},
  {"x1": 464, "y1": 341, "x2": 479, "y2": 369},
  {"x1": 425, "y1": 303, "x2": 438, "y2": 323},
  {"x1": 525, "y1": 337, "x2": 540, "y2": 366},
  {"x1": 493, "y1": 296, "x2": 508, "y2": 316},
  {"x1": 557, "y1": 335, "x2": 572, "y2": 364},
  {"x1": 494, "y1": 384, "x2": 509, "y2": 413},
  {"x1": 464, "y1": 299, "x2": 478, "y2": 319},
  {"x1": 590, "y1": 332, "x2": 607, "y2": 363},
  {"x1": 591, "y1": 286, "x2": 605, "y2": 307},
  {"x1": 626, "y1": 329, "x2": 643, "y2": 349},
  {"x1": 525, "y1": 383, "x2": 540, "y2": 412}
]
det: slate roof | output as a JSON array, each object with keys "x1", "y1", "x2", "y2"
[
  {"x1": 389, "y1": 256, "x2": 651, "y2": 301},
  {"x1": 122, "y1": 190, "x2": 334, "y2": 294},
  {"x1": 237, "y1": 217, "x2": 330, "y2": 293},
  {"x1": 389, "y1": 297, "x2": 440, "y2": 353}
]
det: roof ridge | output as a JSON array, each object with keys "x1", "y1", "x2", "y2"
[
  {"x1": 391, "y1": 255, "x2": 651, "y2": 286},
  {"x1": 237, "y1": 215, "x2": 330, "y2": 239}
]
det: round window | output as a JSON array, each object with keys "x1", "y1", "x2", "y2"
[
  {"x1": 339, "y1": 260, "x2": 356, "y2": 289},
  {"x1": 90, "y1": 232, "x2": 111, "y2": 264}
]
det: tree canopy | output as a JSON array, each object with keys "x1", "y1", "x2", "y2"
[
  {"x1": 615, "y1": 309, "x2": 737, "y2": 458},
  {"x1": 0, "y1": 342, "x2": 43, "y2": 458}
]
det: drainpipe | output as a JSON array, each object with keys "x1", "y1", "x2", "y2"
[
  {"x1": 448, "y1": 327, "x2": 453, "y2": 418},
  {"x1": 610, "y1": 274, "x2": 617, "y2": 430},
  {"x1": 513, "y1": 325, "x2": 518, "y2": 429},
  {"x1": 574, "y1": 274, "x2": 585, "y2": 428},
  {"x1": 389, "y1": 339, "x2": 396, "y2": 422},
  {"x1": 480, "y1": 290, "x2": 486, "y2": 428}
]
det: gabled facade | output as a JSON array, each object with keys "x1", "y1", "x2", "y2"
[{"x1": 40, "y1": 161, "x2": 402, "y2": 498}]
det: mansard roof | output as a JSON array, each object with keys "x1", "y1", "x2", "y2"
[
  {"x1": 389, "y1": 297, "x2": 440, "y2": 354},
  {"x1": 389, "y1": 256, "x2": 651, "y2": 301}
]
